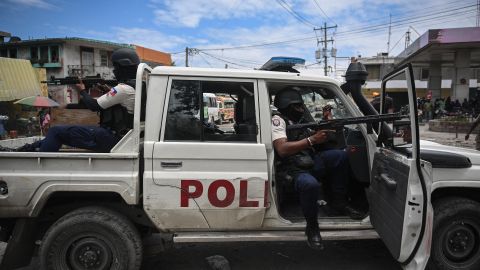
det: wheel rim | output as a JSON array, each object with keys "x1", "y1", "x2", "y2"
[
  {"x1": 441, "y1": 220, "x2": 480, "y2": 263},
  {"x1": 67, "y1": 237, "x2": 113, "y2": 270}
]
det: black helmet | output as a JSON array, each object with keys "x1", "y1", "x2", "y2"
[
  {"x1": 112, "y1": 48, "x2": 140, "y2": 67},
  {"x1": 274, "y1": 87, "x2": 304, "y2": 110},
  {"x1": 111, "y1": 48, "x2": 140, "y2": 81}
]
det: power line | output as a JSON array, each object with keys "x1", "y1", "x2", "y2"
[
  {"x1": 335, "y1": 4, "x2": 476, "y2": 37},
  {"x1": 176, "y1": 3, "x2": 475, "y2": 57},
  {"x1": 388, "y1": 32, "x2": 406, "y2": 53},
  {"x1": 198, "y1": 52, "x2": 213, "y2": 67},
  {"x1": 351, "y1": 0, "x2": 473, "y2": 26},
  {"x1": 200, "y1": 35, "x2": 317, "y2": 51},
  {"x1": 312, "y1": 0, "x2": 336, "y2": 25},
  {"x1": 206, "y1": 54, "x2": 264, "y2": 65},
  {"x1": 334, "y1": 10, "x2": 476, "y2": 40},
  {"x1": 275, "y1": 0, "x2": 318, "y2": 28},
  {"x1": 334, "y1": 14, "x2": 477, "y2": 52},
  {"x1": 188, "y1": 3, "x2": 474, "y2": 54},
  {"x1": 200, "y1": 51, "x2": 255, "y2": 69}
]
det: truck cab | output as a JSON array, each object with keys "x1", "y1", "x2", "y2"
[
  {"x1": 0, "y1": 63, "x2": 433, "y2": 270},
  {"x1": 142, "y1": 63, "x2": 432, "y2": 268}
]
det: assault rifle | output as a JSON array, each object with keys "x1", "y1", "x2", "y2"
[
  {"x1": 42, "y1": 75, "x2": 117, "y2": 88},
  {"x1": 287, "y1": 113, "x2": 406, "y2": 132}
]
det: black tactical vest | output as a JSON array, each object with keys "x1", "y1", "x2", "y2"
[
  {"x1": 275, "y1": 113, "x2": 314, "y2": 177},
  {"x1": 100, "y1": 105, "x2": 133, "y2": 137}
]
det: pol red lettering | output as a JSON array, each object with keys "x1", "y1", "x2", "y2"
[
  {"x1": 181, "y1": 180, "x2": 203, "y2": 207},
  {"x1": 239, "y1": 180, "x2": 259, "y2": 207},
  {"x1": 208, "y1": 180, "x2": 235, "y2": 207}
]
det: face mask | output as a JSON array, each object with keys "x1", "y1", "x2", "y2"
[{"x1": 287, "y1": 104, "x2": 304, "y2": 122}]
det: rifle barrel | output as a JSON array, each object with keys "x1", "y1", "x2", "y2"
[
  {"x1": 41, "y1": 77, "x2": 118, "y2": 86},
  {"x1": 287, "y1": 113, "x2": 406, "y2": 130}
]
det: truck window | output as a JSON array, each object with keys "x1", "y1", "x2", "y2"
[
  {"x1": 164, "y1": 79, "x2": 257, "y2": 143},
  {"x1": 268, "y1": 84, "x2": 353, "y2": 121},
  {"x1": 382, "y1": 72, "x2": 413, "y2": 151}
]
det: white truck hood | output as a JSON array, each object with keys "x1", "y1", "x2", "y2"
[{"x1": 420, "y1": 140, "x2": 480, "y2": 165}]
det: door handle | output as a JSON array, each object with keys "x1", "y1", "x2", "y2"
[
  {"x1": 376, "y1": 173, "x2": 397, "y2": 191},
  {"x1": 161, "y1": 162, "x2": 183, "y2": 168}
]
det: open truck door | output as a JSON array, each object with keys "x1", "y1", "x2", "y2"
[{"x1": 368, "y1": 63, "x2": 433, "y2": 269}]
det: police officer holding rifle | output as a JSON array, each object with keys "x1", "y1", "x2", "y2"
[
  {"x1": 9, "y1": 48, "x2": 140, "y2": 152},
  {"x1": 271, "y1": 86, "x2": 404, "y2": 250}
]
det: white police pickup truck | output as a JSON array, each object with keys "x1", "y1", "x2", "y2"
[{"x1": 0, "y1": 61, "x2": 474, "y2": 270}]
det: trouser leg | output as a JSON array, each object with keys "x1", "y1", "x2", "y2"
[
  {"x1": 313, "y1": 149, "x2": 349, "y2": 208},
  {"x1": 38, "y1": 125, "x2": 118, "y2": 152},
  {"x1": 37, "y1": 125, "x2": 69, "y2": 152},
  {"x1": 295, "y1": 173, "x2": 321, "y2": 225}
]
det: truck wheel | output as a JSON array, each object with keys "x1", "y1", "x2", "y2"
[
  {"x1": 429, "y1": 197, "x2": 480, "y2": 270},
  {"x1": 39, "y1": 206, "x2": 142, "y2": 270}
]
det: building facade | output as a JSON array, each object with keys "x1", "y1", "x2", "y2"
[
  {"x1": 0, "y1": 35, "x2": 172, "y2": 105},
  {"x1": 0, "y1": 36, "x2": 172, "y2": 80}
]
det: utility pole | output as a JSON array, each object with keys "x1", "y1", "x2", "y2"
[
  {"x1": 314, "y1": 22, "x2": 337, "y2": 76},
  {"x1": 387, "y1": 14, "x2": 392, "y2": 54},
  {"x1": 405, "y1": 30, "x2": 411, "y2": 49},
  {"x1": 477, "y1": 0, "x2": 480, "y2": 27},
  {"x1": 185, "y1": 47, "x2": 189, "y2": 67}
]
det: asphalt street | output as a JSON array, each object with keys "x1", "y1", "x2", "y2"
[
  {"x1": 142, "y1": 240, "x2": 401, "y2": 270},
  {"x1": 1, "y1": 239, "x2": 401, "y2": 270}
]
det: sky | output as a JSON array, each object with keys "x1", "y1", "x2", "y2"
[{"x1": 1, "y1": 0, "x2": 478, "y2": 74}]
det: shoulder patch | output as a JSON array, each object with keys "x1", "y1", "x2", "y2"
[
  {"x1": 107, "y1": 87, "x2": 117, "y2": 97},
  {"x1": 272, "y1": 118, "x2": 280, "y2": 126}
]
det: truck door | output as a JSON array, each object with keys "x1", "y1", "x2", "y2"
[
  {"x1": 369, "y1": 64, "x2": 433, "y2": 268},
  {"x1": 149, "y1": 77, "x2": 268, "y2": 230}
]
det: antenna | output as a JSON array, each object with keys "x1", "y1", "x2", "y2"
[{"x1": 387, "y1": 14, "x2": 392, "y2": 55}]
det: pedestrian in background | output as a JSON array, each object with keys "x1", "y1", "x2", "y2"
[
  {"x1": 465, "y1": 114, "x2": 480, "y2": 151},
  {"x1": 424, "y1": 99, "x2": 432, "y2": 122}
]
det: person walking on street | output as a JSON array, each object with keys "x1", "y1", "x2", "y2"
[{"x1": 465, "y1": 113, "x2": 480, "y2": 151}]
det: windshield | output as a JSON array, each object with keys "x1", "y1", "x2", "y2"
[{"x1": 300, "y1": 90, "x2": 352, "y2": 121}]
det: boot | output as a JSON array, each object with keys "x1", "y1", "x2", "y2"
[
  {"x1": 305, "y1": 223, "x2": 324, "y2": 250},
  {"x1": 14, "y1": 143, "x2": 38, "y2": 152},
  {"x1": 0, "y1": 145, "x2": 15, "y2": 152}
]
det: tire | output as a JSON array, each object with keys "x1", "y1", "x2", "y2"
[
  {"x1": 39, "y1": 206, "x2": 143, "y2": 270},
  {"x1": 428, "y1": 197, "x2": 480, "y2": 270}
]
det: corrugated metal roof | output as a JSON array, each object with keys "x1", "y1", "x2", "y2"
[
  {"x1": 0, "y1": 37, "x2": 133, "y2": 49},
  {"x1": 0, "y1": 57, "x2": 42, "y2": 101}
]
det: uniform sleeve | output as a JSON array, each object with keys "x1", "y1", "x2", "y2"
[
  {"x1": 271, "y1": 115, "x2": 287, "y2": 142},
  {"x1": 96, "y1": 84, "x2": 128, "y2": 109}
]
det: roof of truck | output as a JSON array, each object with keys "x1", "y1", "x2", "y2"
[{"x1": 150, "y1": 66, "x2": 342, "y2": 86}]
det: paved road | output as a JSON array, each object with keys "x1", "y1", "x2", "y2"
[
  {"x1": 2, "y1": 239, "x2": 401, "y2": 270},
  {"x1": 143, "y1": 240, "x2": 401, "y2": 270}
]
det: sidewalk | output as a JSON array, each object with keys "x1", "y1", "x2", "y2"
[{"x1": 419, "y1": 123, "x2": 476, "y2": 150}]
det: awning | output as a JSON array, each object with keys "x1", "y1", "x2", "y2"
[{"x1": 0, "y1": 57, "x2": 42, "y2": 101}]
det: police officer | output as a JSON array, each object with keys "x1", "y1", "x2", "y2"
[
  {"x1": 15, "y1": 48, "x2": 140, "y2": 152},
  {"x1": 272, "y1": 87, "x2": 363, "y2": 250}
]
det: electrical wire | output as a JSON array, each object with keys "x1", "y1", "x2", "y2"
[
  {"x1": 349, "y1": 0, "x2": 474, "y2": 26},
  {"x1": 335, "y1": 4, "x2": 476, "y2": 36},
  {"x1": 198, "y1": 52, "x2": 213, "y2": 67},
  {"x1": 312, "y1": 0, "x2": 336, "y2": 25},
  {"x1": 388, "y1": 32, "x2": 406, "y2": 53},
  {"x1": 168, "y1": 2, "x2": 475, "y2": 57},
  {"x1": 200, "y1": 51, "x2": 255, "y2": 69},
  {"x1": 275, "y1": 0, "x2": 318, "y2": 28}
]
